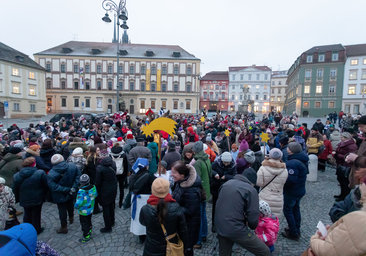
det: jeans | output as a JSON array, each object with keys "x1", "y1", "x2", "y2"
[
  {"x1": 102, "y1": 202, "x2": 115, "y2": 229},
  {"x1": 197, "y1": 202, "x2": 208, "y2": 244},
  {"x1": 57, "y1": 199, "x2": 74, "y2": 227},
  {"x1": 283, "y1": 193, "x2": 304, "y2": 237},
  {"x1": 218, "y1": 232, "x2": 270, "y2": 256},
  {"x1": 79, "y1": 214, "x2": 92, "y2": 237},
  {"x1": 23, "y1": 204, "x2": 43, "y2": 233}
]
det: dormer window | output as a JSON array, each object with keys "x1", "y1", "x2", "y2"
[{"x1": 306, "y1": 55, "x2": 313, "y2": 63}]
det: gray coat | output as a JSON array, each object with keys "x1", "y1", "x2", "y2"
[
  {"x1": 215, "y1": 174, "x2": 259, "y2": 238},
  {"x1": 127, "y1": 146, "x2": 152, "y2": 167}
]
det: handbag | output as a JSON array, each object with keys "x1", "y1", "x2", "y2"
[
  {"x1": 336, "y1": 165, "x2": 351, "y2": 179},
  {"x1": 160, "y1": 223, "x2": 184, "y2": 256}
]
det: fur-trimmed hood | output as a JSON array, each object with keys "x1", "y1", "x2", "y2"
[
  {"x1": 260, "y1": 158, "x2": 287, "y2": 175},
  {"x1": 180, "y1": 164, "x2": 198, "y2": 188},
  {"x1": 25, "y1": 148, "x2": 39, "y2": 157}
]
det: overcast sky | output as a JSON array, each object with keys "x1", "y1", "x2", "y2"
[{"x1": 1, "y1": 0, "x2": 366, "y2": 75}]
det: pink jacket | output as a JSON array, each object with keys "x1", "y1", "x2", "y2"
[{"x1": 255, "y1": 215, "x2": 279, "y2": 246}]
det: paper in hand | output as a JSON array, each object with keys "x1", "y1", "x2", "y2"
[{"x1": 317, "y1": 221, "x2": 328, "y2": 237}]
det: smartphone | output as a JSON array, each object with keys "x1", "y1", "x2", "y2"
[{"x1": 317, "y1": 221, "x2": 328, "y2": 237}]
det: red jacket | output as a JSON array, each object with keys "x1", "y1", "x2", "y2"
[{"x1": 318, "y1": 140, "x2": 332, "y2": 160}]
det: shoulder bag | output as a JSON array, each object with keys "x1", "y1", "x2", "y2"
[
  {"x1": 260, "y1": 175, "x2": 278, "y2": 192},
  {"x1": 160, "y1": 223, "x2": 184, "y2": 256}
]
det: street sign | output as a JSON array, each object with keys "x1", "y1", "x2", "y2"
[{"x1": 4, "y1": 101, "x2": 8, "y2": 113}]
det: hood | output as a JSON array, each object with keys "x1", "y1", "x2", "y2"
[
  {"x1": 52, "y1": 161, "x2": 68, "y2": 173},
  {"x1": 18, "y1": 167, "x2": 38, "y2": 179},
  {"x1": 111, "y1": 146, "x2": 123, "y2": 155},
  {"x1": 148, "y1": 142, "x2": 158, "y2": 150},
  {"x1": 126, "y1": 139, "x2": 137, "y2": 147},
  {"x1": 233, "y1": 173, "x2": 252, "y2": 185},
  {"x1": 180, "y1": 164, "x2": 199, "y2": 188},
  {"x1": 288, "y1": 151, "x2": 309, "y2": 163},
  {"x1": 26, "y1": 148, "x2": 40, "y2": 157},
  {"x1": 99, "y1": 156, "x2": 114, "y2": 167},
  {"x1": 194, "y1": 150, "x2": 209, "y2": 161},
  {"x1": 2, "y1": 153, "x2": 22, "y2": 162},
  {"x1": 261, "y1": 159, "x2": 287, "y2": 175}
]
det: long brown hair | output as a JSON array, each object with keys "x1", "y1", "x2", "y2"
[
  {"x1": 87, "y1": 146, "x2": 98, "y2": 164},
  {"x1": 157, "y1": 199, "x2": 167, "y2": 223}
]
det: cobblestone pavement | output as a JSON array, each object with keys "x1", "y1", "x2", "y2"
[{"x1": 31, "y1": 166, "x2": 338, "y2": 256}]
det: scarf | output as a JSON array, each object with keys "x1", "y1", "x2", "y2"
[{"x1": 147, "y1": 194, "x2": 176, "y2": 206}]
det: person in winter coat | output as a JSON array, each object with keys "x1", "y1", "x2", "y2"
[
  {"x1": 282, "y1": 142, "x2": 309, "y2": 241},
  {"x1": 182, "y1": 146, "x2": 195, "y2": 165},
  {"x1": 139, "y1": 178, "x2": 188, "y2": 256},
  {"x1": 69, "y1": 137, "x2": 88, "y2": 153},
  {"x1": 128, "y1": 137, "x2": 152, "y2": 168},
  {"x1": 48, "y1": 154, "x2": 81, "y2": 234},
  {"x1": 147, "y1": 136, "x2": 158, "y2": 174},
  {"x1": 25, "y1": 145, "x2": 51, "y2": 172},
  {"x1": 162, "y1": 141, "x2": 181, "y2": 170},
  {"x1": 318, "y1": 134, "x2": 333, "y2": 172},
  {"x1": 12, "y1": 157, "x2": 48, "y2": 234},
  {"x1": 40, "y1": 139, "x2": 55, "y2": 171},
  {"x1": 306, "y1": 128, "x2": 324, "y2": 155},
  {"x1": 210, "y1": 152, "x2": 236, "y2": 234},
  {"x1": 329, "y1": 129, "x2": 341, "y2": 151},
  {"x1": 310, "y1": 183, "x2": 366, "y2": 256},
  {"x1": 256, "y1": 148, "x2": 288, "y2": 217},
  {"x1": 110, "y1": 143, "x2": 128, "y2": 208},
  {"x1": 0, "y1": 147, "x2": 23, "y2": 187},
  {"x1": 0, "y1": 223, "x2": 37, "y2": 255},
  {"x1": 74, "y1": 174, "x2": 97, "y2": 243},
  {"x1": 0, "y1": 177, "x2": 16, "y2": 231},
  {"x1": 95, "y1": 149, "x2": 117, "y2": 233},
  {"x1": 171, "y1": 161, "x2": 202, "y2": 256},
  {"x1": 204, "y1": 143, "x2": 216, "y2": 163},
  {"x1": 215, "y1": 171, "x2": 270, "y2": 256},
  {"x1": 67, "y1": 147, "x2": 86, "y2": 173},
  {"x1": 123, "y1": 133, "x2": 137, "y2": 155}
]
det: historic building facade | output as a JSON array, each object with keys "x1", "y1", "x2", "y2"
[
  {"x1": 342, "y1": 44, "x2": 366, "y2": 114},
  {"x1": 199, "y1": 71, "x2": 229, "y2": 112},
  {"x1": 228, "y1": 65, "x2": 271, "y2": 113},
  {"x1": 285, "y1": 44, "x2": 345, "y2": 117},
  {"x1": 34, "y1": 41, "x2": 201, "y2": 115},
  {"x1": 0, "y1": 42, "x2": 46, "y2": 118},
  {"x1": 270, "y1": 70, "x2": 287, "y2": 112}
]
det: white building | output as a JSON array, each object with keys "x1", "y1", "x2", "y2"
[
  {"x1": 343, "y1": 44, "x2": 366, "y2": 114},
  {"x1": 228, "y1": 65, "x2": 271, "y2": 113},
  {"x1": 270, "y1": 70, "x2": 288, "y2": 112},
  {"x1": 0, "y1": 42, "x2": 46, "y2": 118}
]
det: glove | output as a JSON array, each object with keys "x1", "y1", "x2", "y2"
[{"x1": 69, "y1": 187, "x2": 76, "y2": 195}]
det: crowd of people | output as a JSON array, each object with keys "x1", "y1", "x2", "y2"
[{"x1": 0, "y1": 109, "x2": 366, "y2": 256}]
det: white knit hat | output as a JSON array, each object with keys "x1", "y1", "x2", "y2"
[
  {"x1": 0, "y1": 177, "x2": 5, "y2": 185},
  {"x1": 72, "y1": 147, "x2": 83, "y2": 156},
  {"x1": 51, "y1": 154, "x2": 64, "y2": 165}
]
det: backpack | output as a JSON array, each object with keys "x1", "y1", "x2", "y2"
[{"x1": 114, "y1": 157, "x2": 124, "y2": 175}]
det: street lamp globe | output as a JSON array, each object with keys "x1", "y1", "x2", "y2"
[{"x1": 102, "y1": 13, "x2": 112, "y2": 23}]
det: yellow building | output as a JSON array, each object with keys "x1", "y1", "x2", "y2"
[
  {"x1": 0, "y1": 42, "x2": 46, "y2": 118},
  {"x1": 34, "y1": 41, "x2": 201, "y2": 115}
]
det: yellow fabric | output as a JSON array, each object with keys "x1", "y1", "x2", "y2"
[{"x1": 307, "y1": 137, "x2": 323, "y2": 154}]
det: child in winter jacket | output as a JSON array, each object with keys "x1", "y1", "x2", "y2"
[
  {"x1": 74, "y1": 174, "x2": 97, "y2": 243},
  {"x1": 255, "y1": 200, "x2": 280, "y2": 253}
]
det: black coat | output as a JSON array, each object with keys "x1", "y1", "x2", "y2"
[
  {"x1": 40, "y1": 148, "x2": 55, "y2": 171},
  {"x1": 211, "y1": 156, "x2": 236, "y2": 197},
  {"x1": 140, "y1": 202, "x2": 188, "y2": 256},
  {"x1": 129, "y1": 168, "x2": 156, "y2": 195},
  {"x1": 13, "y1": 167, "x2": 48, "y2": 207},
  {"x1": 96, "y1": 157, "x2": 117, "y2": 205},
  {"x1": 84, "y1": 157, "x2": 98, "y2": 184}
]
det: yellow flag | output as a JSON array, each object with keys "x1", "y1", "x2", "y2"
[
  {"x1": 146, "y1": 69, "x2": 151, "y2": 91},
  {"x1": 157, "y1": 69, "x2": 161, "y2": 91}
]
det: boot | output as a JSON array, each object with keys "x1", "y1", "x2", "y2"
[{"x1": 57, "y1": 225, "x2": 68, "y2": 234}]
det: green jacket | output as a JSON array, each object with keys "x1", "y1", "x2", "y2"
[
  {"x1": 193, "y1": 151, "x2": 211, "y2": 199},
  {"x1": 0, "y1": 153, "x2": 23, "y2": 187},
  {"x1": 147, "y1": 142, "x2": 158, "y2": 174}
]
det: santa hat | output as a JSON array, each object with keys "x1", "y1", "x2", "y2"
[{"x1": 127, "y1": 134, "x2": 133, "y2": 139}]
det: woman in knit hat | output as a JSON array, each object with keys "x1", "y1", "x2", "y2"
[{"x1": 140, "y1": 178, "x2": 188, "y2": 256}]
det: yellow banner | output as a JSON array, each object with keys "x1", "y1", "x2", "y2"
[
  {"x1": 146, "y1": 69, "x2": 150, "y2": 91},
  {"x1": 157, "y1": 69, "x2": 161, "y2": 91}
]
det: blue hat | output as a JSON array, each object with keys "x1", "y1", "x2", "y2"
[{"x1": 132, "y1": 158, "x2": 149, "y2": 173}]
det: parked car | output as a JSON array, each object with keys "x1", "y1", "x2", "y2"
[{"x1": 49, "y1": 113, "x2": 96, "y2": 123}]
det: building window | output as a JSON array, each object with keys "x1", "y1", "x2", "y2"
[
  {"x1": 278, "y1": 88, "x2": 282, "y2": 93},
  {"x1": 232, "y1": 74, "x2": 236, "y2": 81},
  {"x1": 354, "y1": 104, "x2": 360, "y2": 114},
  {"x1": 278, "y1": 81, "x2": 282, "y2": 85},
  {"x1": 85, "y1": 81, "x2": 90, "y2": 90},
  {"x1": 97, "y1": 80, "x2": 102, "y2": 90},
  {"x1": 330, "y1": 68, "x2": 337, "y2": 79},
  {"x1": 361, "y1": 84, "x2": 366, "y2": 95},
  {"x1": 151, "y1": 66, "x2": 157, "y2": 75},
  {"x1": 162, "y1": 83, "x2": 167, "y2": 92},
  {"x1": 140, "y1": 100, "x2": 145, "y2": 109},
  {"x1": 332, "y1": 52, "x2": 339, "y2": 61},
  {"x1": 305, "y1": 69, "x2": 311, "y2": 80},
  {"x1": 348, "y1": 84, "x2": 356, "y2": 95},
  {"x1": 118, "y1": 81, "x2": 123, "y2": 90},
  {"x1": 61, "y1": 64, "x2": 66, "y2": 73},
  {"x1": 255, "y1": 95, "x2": 259, "y2": 100},
  {"x1": 349, "y1": 70, "x2": 358, "y2": 80},
  {"x1": 108, "y1": 65, "x2": 113, "y2": 74},
  {"x1": 256, "y1": 74, "x2": 260, "y2": 80},
  {"x1": 203, "y1": 92, "x2": 207, "y2": 100},
  {"x1": 277, "y1": 97, "x2": 281, "y2": 101},
  {"x1": 186, "y1": 84, "x2": 192, "y2": 92},
  {"x1": 46, "y1": 80, "x2": 51, "y2": 89},
  {"x1": 328, "y1": 101, "x2": 335, "y2": 108},
  {"x1": 186, "y1": 101, "x2": 191, "y2": 110},
  {"x1": 151, "y1": 83, "x2": 156, "y2": 92},
  {"x1": 74, "y1": 98, "x2": 79, "y2": 107},
  {"x1": 240, "y1": 74, "x2": 243, "y2": 80},
  {"x1": 61, "y1": 98, "x2": 66, "y2": 107},
  {"x1": 316, "y1": 85, "x2": 322, "y2": 94},
  {"x1": 162, "y1": 100, "x2": 166, "y2": 109},
  {"x1": 141, "y1": 82, "x2": 146, "y2": 91},
  {"x1": 162, "y1": 66, "x2": 167, "y2": 75},
  {"x1": 28, "y1": 72, "x2": 35, "y2": 79},
  {"x1": 230, "y1": 94, "x2": 234, "y2": 100},
  {"x1": 73, "y1": 64, "x2": 79, "y2": 73},
  {"x1": 318, "y1": 54, "x2": 325, "y2": 62},
  {"x1": 217, "y1": 93, "x2": 220, "y2": 100},
  {"x1": 47, "y1": 97, "x2": 52, "y2": 107},
  {"x1": 315, "y1": 101, "x2": 321, "y2": 108},
  {"x1": 141, "y1": 65, "x2": 146, "y2": 74},
  {"x1": 361, "y1": 69, "x2": 366, "y2": 80},
  {"x1": 255, "y1": 85, "x2": 260, "y2": 89},
  {"x1": 364, "y1": 58, "x2": 366, "y2": 65},
  {"x1": 173, "y1": 66, "x2": 179, "y2": 75},
  {"x1": 97, "y1": 98, "x2": 102, "y2": 108},
  {"x1": 345, "y1": 104, "x2": 350, "y2": 113},
  {"x1": 303, "y1": 102, "x2": 309, "y2": 108},
  {"x1": 85, "y1": 64, "x2": 90, "y2": 73},
  {"x1": 272, "y1": 81, "x2": 275, "y2": 85},
  {"x1": 97, "y1": 64, "x2": 102, "y2": 74},
  {"x1": 12, "y1": 68, "x2": 19, "y2": 76},
  {"x1": 130, "y1": 81, "x2": 134, "y2": 91},
  {"x1": 13, "y1": 103, "x2": 20, "y2": 111},
  {"x1": 304, "y1": 85, "x2": 310, "y2": 94},
  {"x1": 118, "y1": 65, "x2": 123, "y2": 74},
  {"x1": 12, "y1": 82, "x2": 20, "y2": 94},
  {"x1": 173, "y1": 83, "x2": 179, "y2": 92},
  {"x1": 28, "y1": 104, "x2": 35, "y2": 112},
  {"x1": 108, "y1": 81, "x2": 113, "y2": 90},
  {"x1": 351, "y1": 59, "x2": 358, "y2": 66},
  {"x1": 317, "y1": 69, "x2": 323, "y2": 80},
  {"x1": 306, "y1": 55, "x2": 313, "y2": 63},
  {"x1": 173, "y1": 100, "x2": 178, "y2": 110},
  {"x1": 29, "y1": 86, "x2": 36, "y2": 96},
  {"x1": 46, "y1": 63, "x2": 51, "y2": 72},
  {"x1": 85, "y1": 98, "x2": 90, "y2": 108},
  {"x1": 129, "y1": 65, "x2": 135, "y2": 74},
  {"x1": 271, "y1": 88, "x2": 274, "y2": 94},
  {"x1": 150, "y1": 100, "x2": 156, "y2": 109},
  {"x1": 74, "y1": 81, "x2": 79, "y2": 90},
  {"x1": 186, "y1": 66, "x2": 192, "y2": 75},
  {"x1": 264, "y1": 74, "x2": 268, "y2": 80},
  {"x1": 329, "y1": 85, "x2": 335, "y2": 95},
  {"x1": 263, "y1": 94, "x2": 267, "y2": 100},
  {"x1": 247, "y1": 74, "x2": 251, "y2": 81},
  {"x1": 270, "y1": 96, "x2": 274, "y2": 101}
]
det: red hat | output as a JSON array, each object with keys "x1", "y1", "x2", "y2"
[
  {"x1": 127, "y1": 134, "x2": 133, "y2": 139},
  {"x1": 117, "y1": 137, "x2": 123, "y2": 142}
]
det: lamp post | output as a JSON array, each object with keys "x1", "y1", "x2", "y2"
[{"x1": 102, "y1": 0, "x2": 129, "y2": 113}]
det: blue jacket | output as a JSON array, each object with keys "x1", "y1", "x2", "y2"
[
  {"x1": 0, "y1": 223, "x2": 37, "y2": 256},
  {"x1": 284, "y1": 151, "x2": 309, "y2": 197},
  {"x1": 329, "y1": 187, "x2": 362, "y2": 223},
  {"x1": 74, "y1": 184, "x2": 98, "y2": 216},
  {"x1": 47, "y1": 161, "x2": 81, "y2": 203}
]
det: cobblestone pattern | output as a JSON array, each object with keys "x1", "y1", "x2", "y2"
[{"x1": 34, "y1": 166, "x2": 338, "y2": 256}]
